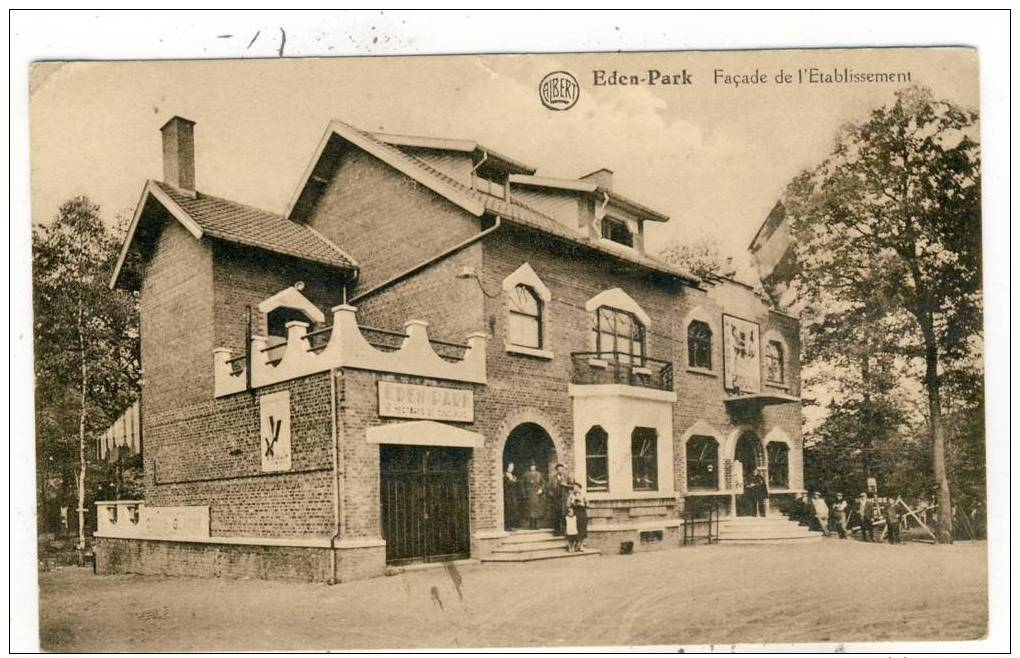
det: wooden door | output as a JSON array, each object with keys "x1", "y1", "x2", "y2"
[{"x1": 380, "y1": 445, "x2": 470, "y2": 565}]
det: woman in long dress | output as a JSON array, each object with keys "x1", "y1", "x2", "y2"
[
  {"x1": 521, "y1": 463, "x2": 546, "y2": 529},
  {"x1": 503, "y1": 462, "x2": 519, "y2": 531},
  {"x1": 568, "y1": 481, "x2": 589, "y2": 550}
]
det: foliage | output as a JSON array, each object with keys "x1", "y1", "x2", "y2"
[
  {"x1": 659, "y1": 237, "x2": 736, "y2": 279},
  {"x1": 782, "y1": 87, "x2": 982, "y2": 541},
  {"x1": 33, "y1": 197, "x2": 141, "y2": 536}
]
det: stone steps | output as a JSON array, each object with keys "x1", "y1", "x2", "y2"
[
  {"x1": 717, "y1": 515, "x2": 823, "y2": 545},
  {"x1": 482, "y1": 530, "x2": 601, "y2": 563}
]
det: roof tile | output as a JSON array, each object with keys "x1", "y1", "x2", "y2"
[{"x1": 154, "y1": 181, "x2": 357, "y2": 271}]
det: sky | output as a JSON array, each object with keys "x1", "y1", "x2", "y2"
[{"x1": 29, "y1": 48, "x2": 978, "y2": 275}]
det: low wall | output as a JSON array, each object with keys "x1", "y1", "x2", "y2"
[{"x1": 94, "y1": 537, "x2": 385, "y2": 584}]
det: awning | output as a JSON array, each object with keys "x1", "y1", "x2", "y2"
[
  {"x1": 724, "y1": 391, "x2": 800, "y2": 409},
  {"x1": 365, "y1": 420, "x2": 484, "y2": 449}
]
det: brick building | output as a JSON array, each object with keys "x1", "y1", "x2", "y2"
[{"x1": 94, "y1": 116, "x2": 804, "y2": 582}]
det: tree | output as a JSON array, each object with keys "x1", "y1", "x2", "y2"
[
  {"x1": 659, "y1": 237, "x2": 736, "y2": 279},
  {"x1": 33, "y1": 197, "x2": 140, "y2": 555},
  {"x1": 782, "y1": 87, "x2": 982, "y2": 542}
]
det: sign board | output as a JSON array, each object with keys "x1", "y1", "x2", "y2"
[
  {"x1": 143, "y1": 505, "x2": 210, "y2": 539},
  {"x1": 378, "y1": 381, "x2": 474, "y2": 423},
  {"x1": 259, "y1": 390, "x2": 292, "y2": 472},
  {"x1": 722, "y1": 314, "x2": 761, "y2": 393}
]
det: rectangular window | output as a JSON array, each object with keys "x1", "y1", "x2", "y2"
[
  {"x1": 767, "y1": 442, "x2": 789, "y2": 488},
  {"x1": 766, "y1": 340, "x2": 785, "y2": 383},
  {"x1": 508, "y1": 285, "x2": 542, "y2": 348},
  {"x1": 592, "y1": 306, "x2": 645, "y2": 365},
  {"x1": 585, "y1": 426, "x2": 609, "y2": 492},
  {"x1": 601, "y1": 217, "x2": 633, "y2": 247},
  {"x1": 631, "y1": 427, "x2": 658, "y2": 491},
  {"x1": 686, "y1": 436, "x2": 719, "y2": 490}
]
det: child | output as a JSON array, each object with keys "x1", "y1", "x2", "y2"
[{"x1": 564, "y1": 506, "x2": 579, "y2": 552}]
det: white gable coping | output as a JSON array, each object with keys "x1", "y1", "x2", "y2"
[
  {"x1": 501, "y1": 262, "x2": 551, "y2": 302},
  {"x1": 366, "y1": 420, "x2": 485, "y2": 449},
  {"x1": 584, "y1": 287, "x2": 651, "y2": 327},
  {"x1": 257, "y1": 286, "x2": 326, "y2": 323},
  {"x1": 110, "y1": 180, "x2": 204, "y2": 289}
]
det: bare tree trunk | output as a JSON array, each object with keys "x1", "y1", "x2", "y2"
[
  {"x1": 76, "y1": 300, "x2": 88, "y2": 560},
  {"x1": 922, "y1": 317, "x2": 953, "y2": 543}
]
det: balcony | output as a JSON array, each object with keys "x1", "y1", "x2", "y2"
[{"x1": 570, "y1": 351, "x2": 673, "y2": 392}]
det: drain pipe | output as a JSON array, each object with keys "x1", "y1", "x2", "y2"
[
  {"x1": 350, "y1": 215, "x2": 503, "y2": 305},
  {"x1": 328, "y1": 366, "x2": 342, "y2": 584}
]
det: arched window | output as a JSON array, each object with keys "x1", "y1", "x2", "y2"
[
  {"x1": 267, "y1": 306, "x2": 313, "y2": 340},
  {"x1": 767, "y1": 442, "x2": 789, "y2": 488},
  {"x1": 507, "y1": 284, "x2": 543, "y2": 349},
  {"x1": 591, "y1": 306, "x2": 645, "y2": 364},
  {"x1": 687, "y1": 320, "x2": 712, "y2": 369},
  {"x1": 765, "y1": 340, "x2": 784, "y2": 383},
  {"x1": 585, "y1": 426, "x2": 609, "y2": 492},
  {"x1": 686, "y1": 436, "x2": 719, "y2": 490},
  {"x1": 631, "y1": 427, "x2": 658, "y2": 491}
]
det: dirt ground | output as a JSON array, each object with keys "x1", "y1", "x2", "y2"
[{"x1": 38, "y1": 539, "x2": 987, "y2": 651}]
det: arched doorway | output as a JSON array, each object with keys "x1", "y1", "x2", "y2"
[
  {"x1": 734, "y1": 431, "x2": 765, "y2": 516},
  {"x1": 502, "y1": 423, "x2": 558, "y2": 530}
]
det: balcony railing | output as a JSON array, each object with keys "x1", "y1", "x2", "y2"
[{"x1": 570, "y1": 351, "x2": 674, "y2": 392}]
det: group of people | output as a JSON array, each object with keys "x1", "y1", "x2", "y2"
[
  {"x1": 503, "y1": 461, "x2": 588, "y2": 552},
  {"x1": 796, "y1": 491, "x2": 903, "y2": 544}
]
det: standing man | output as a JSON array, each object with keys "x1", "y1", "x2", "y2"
[
  {"x1": 857, "y1": 493, "x2": 874, "y2": 542},
  {"x1": 832, "y1": 493, "x2": 849, "y2": 539},
  {"x1": 884, "y1": 496, "x2": 901, "y2": 544},
  {"x1": 548, "y1": 463, "x2": 571, "y2": 536},
  {"x1": 811, "y1": 492, "x2": 831, "y2": 536},
  {"x1": 748, "y1": 467, "x2": 768, "y2": 517}
]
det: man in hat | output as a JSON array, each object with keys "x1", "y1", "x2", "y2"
[
  {"x1": 832, "y1": 493, "x2": 849, "y2": 539},
  {"x1": 748, "y1": 466, "x2": 768, "y2": 517},
  {"x1": 548, "y1": 463, "x2": 571, "y2": 535},
  {"x1": 810, "y1": 492, "x2": 831, "y2": 536}
]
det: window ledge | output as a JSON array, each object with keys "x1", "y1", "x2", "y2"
[
  {"x1": 587, "y1": 358, "x2": 609, "y2": 369},
  {"x1": 765, "y1": 380, "x2": 790, "y2": 391},
  {"x1": 504, "y1": 343, "x2": 554, "y2": 360},
  {"x1": 632, "y1": 366, "x2": 653, "y2": 376},
  {"x1": 684, "y1": 489, "x2": 726, "y2": 497},
  {"x1": 686, "y1": 366, "x2": 717, "y2": 378}
]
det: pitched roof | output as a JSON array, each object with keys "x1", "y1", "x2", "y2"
[
  {"x1": 110, "y1": 180, "x2": 356, "y2": 289},
  {"x1": 372, "y1": 132, "x2": 537, "y2": 175},
  {"x1": 285, "y1": 120, "x2": 697, "y2": 283},
  {"x1": 154, "y1": 182, "x2": 357, "y2": 270}
]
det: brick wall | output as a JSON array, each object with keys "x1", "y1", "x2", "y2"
[
  {"x1": 139, "y1": 217, "x2": 215, "y2": 415},
  {"x1": 211, "y1": 240, "x2": 350, "y2": 355},
  {"x1": 304, "y1": 147, "x2": 480, "y2": 295},
  {"x1": 146, "y1": 372, "x2": 335, "y2": 538}
]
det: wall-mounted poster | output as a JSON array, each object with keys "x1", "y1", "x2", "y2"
[
  {"x1": 259, "y1": 390, "x2": 292, "y2": 472},
  {"x1": 723, "y1": 315, "x2": 761, "y2": 393}
]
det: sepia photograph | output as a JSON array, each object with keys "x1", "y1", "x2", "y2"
[{"x1": 11, "y1": 10, "x2": 1009, "y2": 654}]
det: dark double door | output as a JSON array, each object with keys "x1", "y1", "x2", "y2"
[{"x1": 380, "y1": 445, "x2": 471, "y2": 565}]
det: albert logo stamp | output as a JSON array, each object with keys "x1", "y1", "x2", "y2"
[{"x1": 539, "y1": 70, "x2": 579, "y2": 110}]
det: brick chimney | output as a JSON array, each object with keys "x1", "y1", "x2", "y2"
[
  {"x1": 160, "y1": 116, "x2": 196, "y2": 192},
  {"x1": 580, "y1": 168, "x2": 614, "y2": 191}
]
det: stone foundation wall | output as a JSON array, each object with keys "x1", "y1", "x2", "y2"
[{"x1": 94, "y1": 537, "x2": 386, "y2": 584}]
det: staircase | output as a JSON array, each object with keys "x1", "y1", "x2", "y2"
[
  {"x1": 717, "y1": 515, "x2": 823, "y2": 545},
  {"x1": 481, "y1": 529, "x2": 600, "y2": 563}
]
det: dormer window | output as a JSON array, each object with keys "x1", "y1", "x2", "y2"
[{"x1": 601, "y1": 217, "x2": 633, "y2": 247}]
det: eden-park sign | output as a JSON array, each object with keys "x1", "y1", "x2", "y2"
[{"x1": 378, "y1": 381, "x2": 474, "y2": 423}]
